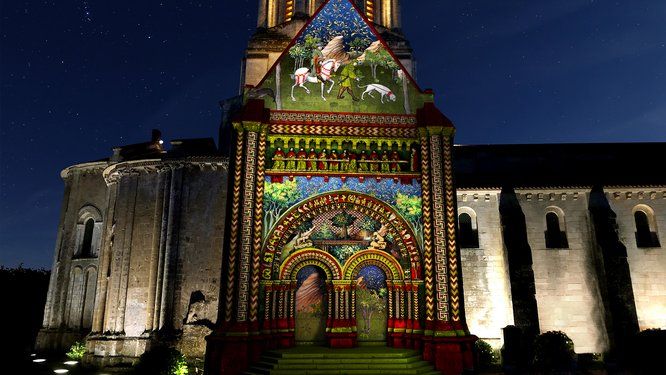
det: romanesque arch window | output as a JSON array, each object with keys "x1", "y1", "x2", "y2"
[
  {"x1": 544, "y1": 207, "x2": 568, "y2": 249},
  {"x1": 633, "y1": 205, "x2": 660, "y2": 248},
  {"x1": 458, "y1": 207, "x2": 479, "y2": 248},
  {"x1": 74, "y1": 205, "x2": 102, "y2": 258},
  {"x1": 80, "y1": 218, "x2": 95, "y2": 257}
]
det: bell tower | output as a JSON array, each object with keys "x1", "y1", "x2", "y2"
[
  {"x1": 244, "y1": 0, "x2": 414, "y2": 87},
  {"x1": 257, "y1": 0, "x2": 401, "y2": 29}
]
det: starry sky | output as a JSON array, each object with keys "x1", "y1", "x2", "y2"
[{"x1": 1, "y1": 1, "x2": 665, "y2": 268}]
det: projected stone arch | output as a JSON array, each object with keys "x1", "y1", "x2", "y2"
[
  {"x1": 261, "y1": 191, "x2": 422, "y2": 280},
  {"x1": 280, "y1": 248, "x2": 343, "y2": 280}
]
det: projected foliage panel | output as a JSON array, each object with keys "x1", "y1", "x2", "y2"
[{"x1": 252, "y1": 0, "x2": 425, "y2": 114}]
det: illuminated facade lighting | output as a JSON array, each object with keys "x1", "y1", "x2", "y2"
[{"x1": 285, "y1": 0, "x2": 294, "y2": 22}]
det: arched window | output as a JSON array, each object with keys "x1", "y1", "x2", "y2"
[
  {"x1": 74, "y1": 205, "x2": 102, "y2": 258},
  {"x1": 80, "y1": 219, "x2": 95, "y2": 257},
  {"x1": 634, "y1": 206, "x2": 660, "y2": 248},
  {"x1": 544, "y1": 209, "x2": 568, "y2": 249},
  {"x1": 458, "y1": 208, "x2": 479, "y2": 248}
]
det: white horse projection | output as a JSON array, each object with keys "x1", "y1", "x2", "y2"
[{"x1": 291, "y1": 59, "x2": 341, "y2": 101}]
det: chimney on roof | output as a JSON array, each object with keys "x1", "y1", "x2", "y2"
[{"x1": 151, "y1": 129, "x2": 162, "y2": 143}]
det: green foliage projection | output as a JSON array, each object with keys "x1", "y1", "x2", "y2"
[
  {"x1": 263, "y1": 179, "x2": 301, "y2": 238},
  {"x1": 395, "y1": 192, "x2": 423, "y2": 247},
  {"x1": 330, "y1": 211, "x2": 356, "y2": 238}
]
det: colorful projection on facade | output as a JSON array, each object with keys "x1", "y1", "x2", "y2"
[
  {"x1": 266, "y1": 135, "x2": 421, "y2": 178},
  {"x1": 263, "y1": 177, "x2": 423, "y2": 279},
  {"x1": 355, "y1": 265, "x2": 388, "y2": 342},
  {"x1": 295, "y1": 266, "x2": 328, "y2": 343},
  {"x1": 252, "y1": 0, "x2": 425, "y2": 114}
]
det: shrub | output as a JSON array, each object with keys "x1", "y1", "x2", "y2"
[
  {"x1": 532, "y1": 331, "x2": 575, "y2": 372},
  {"x1": 134, "y1": 346, "x2": 188, "y2": 375},
  {"x1": 475, "y1": 339, "x2": 500, "y2": 370},
  {"x1": 66, "y1": 341, "x2": 86, "y2": 360}
]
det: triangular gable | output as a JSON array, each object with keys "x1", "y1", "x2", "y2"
[{"x1": 249, "y1": 0, "x2": 427, "y2": 115}]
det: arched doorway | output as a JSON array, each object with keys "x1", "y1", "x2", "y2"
[
  {"x1": 294, "y1": 266, "x2": 328, "y2": 344},
  {"x1": 354, "y1": 265, "x2": 388, "y2": 342}
]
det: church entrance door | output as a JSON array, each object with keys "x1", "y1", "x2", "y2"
[{"x1": 294, "y1": 265, "x2": 328, "y2": 345}]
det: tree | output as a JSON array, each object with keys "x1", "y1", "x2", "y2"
[
  {"x1": 289, "y1": 35, "x2": 323, "y2": 72},
  {"x1": 1, "y1": 266, "x2": 50, "y2": 358},
  {"x1": 312, "y1": 223, "x2": 335, "y2": 240},
  {"x1": 395, "y1": 192, "x2": 423, "y2": 247},
  {"x1": 297, "y1": 220, "x2": 314, "y2": 234},
  {"x1": 289, "y1": 43, "x2": 309, "y2": 71},
  {"x1": 358, "y1": 217, "x2": 379, "y2": 232},
  {"x1": 303, "y1": 35, "x2": 322, "y2": 55},
  {"x1": 331, "y1": 211, "x2": 356, "y2": 239},
  {"x1": 365, "y1": 48, "x2": 394, "y2": 81},
  {"x1": 349, "y1": 37, "x2": 369, "y2": 55},
  {"x1": 387, "y1": 59, "x2": 400, "y2": 82},
  {"x1": 358, "y1": 216, "x2": 380, "y2": 239},
  {"x1": 330, "y1": 245, "x2": 361, "y2": 264},
  {"x1": 264, "y1": 180, "x2": 302, "y2": 237},
  {"x1": 356, "y1": 287, "x2": 386, "y2": 336}
]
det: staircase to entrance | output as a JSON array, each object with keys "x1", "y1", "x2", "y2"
[{"x1": 244, "y1": 346, "x2": 440, "y2": 375}]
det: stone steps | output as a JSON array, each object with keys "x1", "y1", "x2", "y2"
[{"x1": 244, "y1": 347, "x2": 440, "y2": 375}]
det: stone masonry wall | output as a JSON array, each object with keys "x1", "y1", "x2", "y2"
[
  {"x1": 174, "y1": 168, "x2": 228, "y2": 357},
  {"x1": 517, "y1": 189, "x2": 609, "y2": 353},
  {"x1": 607, "y1": 188, "x2": 666, "y2": 331},
  {"x1": 87, "y1": 162, "x2": 228, "y2": 363},
  {"x1": 37, "y1": 163, "x2": 108, "y2": 352},
  {"x1": 457, "y1": 190, "x2": 514, "y2": 348}
]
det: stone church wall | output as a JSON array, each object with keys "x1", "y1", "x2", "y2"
[
  {"x1": 39, "y1": 159, "x2": 663, "y2": 361},
  {"x1": 457, "y1": 190, "x2": 514, "y2": 349},
  {"x1": 38, "y1": 159, "x2": 229, "y2": 363},
  {"x1": 517, "y1": 189, "x2": 609, "y2": 354},
  {"x1": 607, "y1": 188, "x2": 666, "y2": 331},
  {"x1": 173, "y1": 168, "x2": 228, "y2": 357},
  {"x1": 458, "y1": 187, "x2": 665, "y2": 354},
  {"x1": 38, "y1": 163, "x2": 108, "y2": 351},
  {"x1": 87, "y1": 163, "x2": 228, "y2": 364}
]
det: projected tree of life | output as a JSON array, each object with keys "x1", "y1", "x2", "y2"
[{"x1": 355, "y1": 265, "x2": 387, "y2": 341}]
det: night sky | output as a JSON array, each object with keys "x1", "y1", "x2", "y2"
[{"x1": 1, "y1": 1, "x2": 664, "y2": 268}]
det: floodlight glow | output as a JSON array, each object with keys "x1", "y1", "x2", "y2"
[
  {"x1": 53, "y1": 369, "x2": 69, "y2": 374},
  {"x1": 158, "y1": 139, "x2": 164, "y2": 145},
  {"x1": 64, "y1": 360, "x2": 78, "y2": 365},
  {"x1": 30, "y1": 353, "x2": 37, "y2": 357},
  {"x1": 32, "y1": 358, "x2": 46, "y2": 363}
]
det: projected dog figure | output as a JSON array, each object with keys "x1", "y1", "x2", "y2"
[{"x1": 359, "y1": 83, "x2": 397, "y2": 103}]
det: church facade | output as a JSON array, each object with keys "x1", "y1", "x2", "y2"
[{"x1": 36, "y1": 1, "x2": 665, "y2": 374}]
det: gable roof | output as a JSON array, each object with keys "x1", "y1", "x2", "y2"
[
  {"x1": 250, "y1": 0, "x2": 429, "y2": 115},
  {"x1": 255, "y1": 0, "x2": 422, "y2": 92}
]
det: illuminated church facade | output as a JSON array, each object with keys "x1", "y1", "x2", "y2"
[{"x1": 37, "y1": 1, "x2": 666, "y2": 374}]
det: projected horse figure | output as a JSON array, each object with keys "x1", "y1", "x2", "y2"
[{"x1": 291, "y1": 59, "x2": 340, "y2": 101}]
